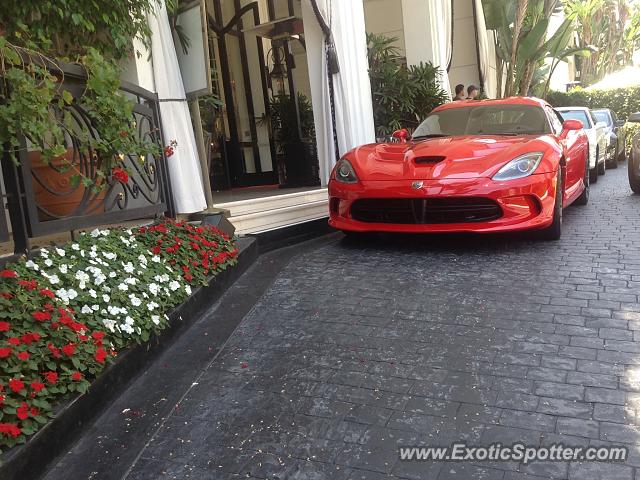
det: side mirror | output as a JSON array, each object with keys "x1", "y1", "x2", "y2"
[
  {"x1": 560, "y1": 119, "x2": 582, "y2": 139},
  {"x1": 628, "y1": 112, "x2": 640, "y2": 123},
  {"x1": 392, "y1": 128, "x2": 409, "y2": 143},
  {"x1": 616, "y1": 120, "x2": 626, "y2": 127}
]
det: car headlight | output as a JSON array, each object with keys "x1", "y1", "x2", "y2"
[
  {"x1": 492, "y1": 152, "x2": 544, "y2": 181},
  {"x1": 334, "y1": 158, "x2": 358, "y2": 183}
]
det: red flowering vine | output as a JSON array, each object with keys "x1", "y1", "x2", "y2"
[{"x1": 111, "y1": 166, "x2": 129, "y2": 184}]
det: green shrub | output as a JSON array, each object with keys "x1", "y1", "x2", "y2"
[{"x1": 547, "y1": 87, "x2": 640, "y2": 121}]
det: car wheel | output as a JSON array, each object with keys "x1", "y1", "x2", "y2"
[
  {"x1": 589, "y1": 166, "x2": 598, "y2": 184},
  {"x1": 629, "y1": 151, "x2": 640, "y2": 194},
  {"x1": 607, "y1": 148, "x2": 618, "y2": 169},
  {"x1": 597, "y1": 147, "x2": 606, "y2": 175},
  {"x1": 537, "y1": 170, "x2": 562, "y2": 240},
  {"x1": 575, "y1": 154, "x2": 589, "y2": 206}
]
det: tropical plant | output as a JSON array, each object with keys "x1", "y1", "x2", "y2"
[
  {"x1": 483, "y1": 0, "x2": 592, "y2": 97},
  {"x1": 366, "y1": 33, "x2": 448, "y2": 135},
  {"x1": 266, "y1": 93, "x2": 316, "y2": 148}
]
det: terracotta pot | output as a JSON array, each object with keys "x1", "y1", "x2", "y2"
[{"x1": 27, "y1": 149, "x2": 106, "y2": 220}]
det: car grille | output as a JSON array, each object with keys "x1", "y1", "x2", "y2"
[{"x1": 350, "y1": 197, "x2": 502, "y2": 224}]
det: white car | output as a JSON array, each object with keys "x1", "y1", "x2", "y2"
[{"x1": 557, "y1": 107, "x2": 608, "y2": 183}]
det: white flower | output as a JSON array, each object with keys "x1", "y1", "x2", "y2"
[
  {"x1": 67, "y1": 289, "x2": 78, "y2": 300},
  {"x1": 138, "y1": 254, "x2": 148, "y2": 265},
  {"x1": 40, "y1": 248, "x2": 49, "y2": 258},
  {"x1": 125, "y1": 277, "x2": 137, "y2": 285},
  {"x1": 169, "y1": 281, "x2": 180, "y2": 291},
  {"x1": 149, "y1": 283, "x2": 159, "y2": 295},
  {"x1": 109, "y1": 272, "x2": 117, "y2": 278},
  {"x1": 185, "y1": 285, "x2": 192, "y2": 296},
  {"x1": 123, "y1": 262, "x2": 134, "y2": 274},
  {"x1": 48, "y1": 274, "x2": 60, "y2": 285},
  {"x1": 147, "y1": 302, "x2": 159, "y2": 311},
  {"x1": 95, "y1": 274, "x2": 106, "y2": 286},
  {"x1": 101, "y1": 229, "x2": 110, "y2": 236},
  {"x1": 76, "y1": 271, "x2": 90, "y2": 289},
  {"x1": 103, "y1": 252, "x2": 117, "y2": 261},
  {"x1": 90, "y1": 229, "x2": 101, "y2": 238},
  {"x1": 118, "y1": 283, "x2": 129, "y2": 292},
  {"x1": 129, "y1": 295, "x2": 142, "y2": 307},
  {"x1": 71, "y1": 243, "x2": 80, "y2": 251},
  {"x1": 81, "y1": 305, "x2": 92, "y2": 314},
  {"x1": 120, "y1": 323, "x2": 135, "y2": 334},
  {"x1": 102, "y1": 294, "x2": 110, "y2": 302},
  {"x1": 56, "y1": 289, "x2": 70, "y2": 304},
  {"x1": 44, "y1": 259, "x2": 53, "y2": 267},
  {"x1": 92, "y1": 305, "x2": 99, "y2": 311},
  {"x1": 88, "y1": 289, "x2": 97, "y2": 298},
  {"x1": 102, "y1": 319, "x2": 116, "y2": 332},
  {"x1": 151, "y1": 315, "x2": 160, "y2": 325},
  {"x1": 80, "y1": 250, "x2": 86, "y2": 258},
  {"x1": 89, "y1": 250, "x2": 98, "y2": 259},
  {"x1": 25, "y1": 260, "x2": 39, "y2": 271},
  {"x1": 151, "y1": 255, "x2": 161, "y2": 263},
  {"x1": 55, "y1": 247, "x2": 66, "y2": 257},
  {"x1": 125, "y1": 316, "x2": 134, "y2": 325},
  {"x1": 59, "y1": 264, "x2": 68, "y2": 274}
]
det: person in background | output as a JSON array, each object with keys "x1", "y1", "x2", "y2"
[
  {"x1": 453, "y1": 84, "x2": 465, "y2": 101},
  {"x1": 466, "y1": 85, "x2": 479, "y2": 100}
]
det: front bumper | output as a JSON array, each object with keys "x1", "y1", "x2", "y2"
[{"x1": 328, "y1": 173, "x2": 558, "y2": 234}]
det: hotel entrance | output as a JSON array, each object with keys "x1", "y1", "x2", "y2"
[{"x1": 202, "y1": 0, "x2": 320, "y2": 192}]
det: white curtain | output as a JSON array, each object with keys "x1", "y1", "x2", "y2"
[
  {"x1": 426, "y1": 0, "x2": 452, "y2": 98},
  {"x1": 474, "y1": 0, "x2": 496, "y2": 98},
  {"x1": 148, "y1": 1, "x2": 206, "y2": 213},
  {"x1": 301, "y1": 0, "x2": 376, "y2": 186}
]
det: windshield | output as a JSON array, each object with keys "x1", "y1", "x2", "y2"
[
  {"x1": 412, "y1": 105, "x2": 551, "y2": 138},
  {"x1": 593, "y1": 111, "x2": 612, "y2": 126},
  {"x1": 558, "y1": 110, "x2": 592, "y2": 128}
]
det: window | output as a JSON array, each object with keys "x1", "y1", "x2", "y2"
[
  {"x1": 558, "y1": 110, "x2": 592, "y2": 128},
  {"x1": 413, "y1": 105, "x2": 552, "y2": 137}
]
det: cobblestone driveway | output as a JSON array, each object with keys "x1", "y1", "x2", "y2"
[{"x1": 110, "y1": 166, "x2": 640, "y2": 479}]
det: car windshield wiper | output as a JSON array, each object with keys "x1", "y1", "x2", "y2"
[{"x1": 411, "y1": 134, "x2": 451, "y2": 139}]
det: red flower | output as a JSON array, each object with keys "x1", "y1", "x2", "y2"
[
  {"x1": 48, "y1": 343, "x2": 61, "y2": 358},
  {"x1": 62, "y1": 343, "x2": 76, "y2": 357},
  {"x1": 184, "y1": 273, "x2": 193, "y2": 282},
  {"x1": 18, "y1": 280, "x2": 38, "y2": 291},
  {"x1": 95, "y1": 348, "x2": 107, "y2": 363},
  {"x1": 44, "y1": 371, "x2": 58, "y2": 385},
  {"x1": 71, "y1": 372, "x2": 82, "y2": 381},
  {"x1": 112, "y1": 166, "x2": 129, "y2": 184},
  {"x1": 16, "y1": 351, "x2": 29, "y2": 361},
  {"x1": 164, "y1": 146, "x2": 174, "y2": 157},
  {"x1": 92, "y1": 331, "x2": 105, "y2": 341},
  {"x1": 0, "y1": 423, "x2": 21, "y2": 438},
  {"x1": 30, "y1": 381, "x2": 45, "y2": 393},
  {"x1": 0, "y1": 292, "x2": 13, "y2": 299},
  {"x1": 7, "y1": 337, "x2": 20, "y2": 346},
  {"x1": 40, "y1": 288, "x2": 55, "y2": 299},
  {"x1": 21, "y1": 333, "x2": 40, "y2": 345},
  {"x1": 32, "y1": 311, "x2": 51, "y2": 322},
  {"x1": 0, "y1": 348, "x2": 12, "y2": 358},
  {"x1": 8, "y1": 379, "x2": 25, "y2": 393},
  {"x1": 16, "y1": 402, "x2": 29, "y2": 420},
  {"x1": 151, "y1": 246, "x2": 162, "y2": 255},
  {"x1": 0, "y1": 270, "x2": 17, "y2": 278},
  {"x1": 30, "y1": 406, "x2": 39, "y2": 416},
  {"x1": 0, "y1": 321, "x2": 9, "y2": 332},
  {"x1": 0, "y1": 395, "x2": 4, "y2": 406}
]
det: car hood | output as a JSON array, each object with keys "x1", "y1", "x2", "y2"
[{"x1": 349, "y1": 135, "x2": 556, "y2": 181}]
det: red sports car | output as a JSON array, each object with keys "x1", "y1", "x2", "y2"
[{"x1": 328, "y1": 97, "x2": 589, "y2": 240}]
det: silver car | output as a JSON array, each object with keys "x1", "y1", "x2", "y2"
[{"x1": 592, "y1": 108, "x2": 626, "y2": 169}]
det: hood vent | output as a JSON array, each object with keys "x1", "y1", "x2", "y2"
[{"x1": 414, "y1": 155, "x2": 445, "y2": 165}]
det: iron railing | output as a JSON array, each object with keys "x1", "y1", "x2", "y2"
[{"x1": 1, "y1": 61, "x2": 175, "y2": 253}]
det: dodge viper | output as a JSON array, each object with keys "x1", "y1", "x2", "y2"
[{"x1": 328, "y1": 97, "x2": 590, "y2": 240}]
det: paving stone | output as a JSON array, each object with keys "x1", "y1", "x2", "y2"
[
  {"x1": 537, "y1": 397, "x2": 592, "y2": 419},
  {"x1": 533, "y1": 381, "x2": 585, "y2": 401},
  {"x1": 569, "y1": 462, "x2": 634, "y2": 480},
  {"x1": 556, "y1": 417, "x2": 600, "y2": 438},
  {"x1": 584, "y1": 387, "x2": 626, "y2": 405}
]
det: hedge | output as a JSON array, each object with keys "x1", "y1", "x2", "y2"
[{"x1": 547, "y1": 87, "x2": 640, "y2": 121}]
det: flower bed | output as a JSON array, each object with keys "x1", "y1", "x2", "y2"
[{"x1": 0, "y1": 220, "x2": 237, "y2": 451}]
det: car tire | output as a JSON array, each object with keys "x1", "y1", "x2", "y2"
[
  {"x1": 589, "y1": 166, "x2": 598, "y2": 184},
  {"x1": 537, "y1": 170, "x2": 563, "y2": 240},
  {"x1": 629, "y1": 151, "x2": 640, "y2": 194},
  {"x1": 607, "y1": 148, "x2": 618, "y2": 169},
  {"x1": 575, "y1": 154, "x2": 590, "y2": 206},
  {"x1": 597, "y1": 148, "x2": 606, "y2": 175}
]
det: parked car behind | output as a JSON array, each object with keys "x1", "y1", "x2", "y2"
[
  {"x1": 557, "y1": 107, "x2": 608, "y2": 183},
  {"x1": 627, "y1": 112, "x2": 640, "y2": 193},
  {"x1": 592, "y1": 108, "x2": 626, "y2": 168}
]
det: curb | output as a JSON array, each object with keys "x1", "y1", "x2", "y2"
[{"x1": 0, "y1": 237, "x2": 258, "y2": 480}]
